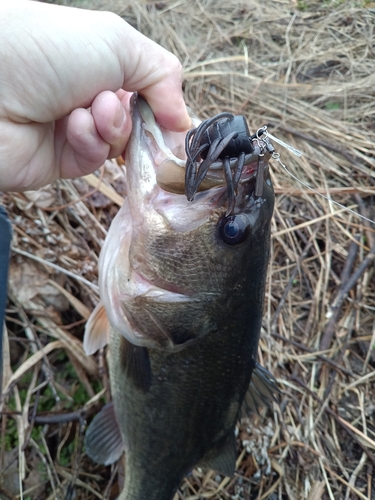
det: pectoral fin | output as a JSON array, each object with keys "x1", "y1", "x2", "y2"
[
  {"x1": 85, "y1": 402, "x2": 124, "y2": 466},
  {"x1": 198, "y1": 434, "x2": 237, "y2": 477},
  {"x1": 83, "y1": 302, "x2": 110, "y2": 355},
  {"x1": 120, "y1": 336, "x2": 152, "y2": 392},
  {"x1": 244, "y1": 362, "x2": 279, "y2": 414}
]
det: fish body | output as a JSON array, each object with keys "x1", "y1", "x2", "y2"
[{"x1": 84, "y1": 95, "x2": 275, "y2": 500}]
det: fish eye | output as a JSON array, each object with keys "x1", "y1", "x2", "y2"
[{"x1": 219, "y1": 215, "x2": 249, "y2": 245}]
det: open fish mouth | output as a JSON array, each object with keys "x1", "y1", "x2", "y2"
[{"x1": 134, "y1": 94, "x2": 274, "y2": 215}]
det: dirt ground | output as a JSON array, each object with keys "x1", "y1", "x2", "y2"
[{"x1": 1, "y1": 0, "x2": 375, "y2": 499}]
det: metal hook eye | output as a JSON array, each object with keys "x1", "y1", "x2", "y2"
[{"x1": 256, "y1": 126, "x2": 268, "y2": 140}]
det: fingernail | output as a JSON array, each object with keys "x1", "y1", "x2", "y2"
[
  {"x1": 178, "y1": 111, "x2": 192, "y2": 131},
  {"x1": 171, "y1": 111, "x2": 192, "y2": 132}
]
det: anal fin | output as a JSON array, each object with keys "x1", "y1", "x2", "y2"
[
  {"x1": 120, "y1": 336, "x2": 152, "y2": 392},
  {"x1": 85, "y1": 402, "x2": 124, "y2": 466},
  {"x1": 198, "y1": 433, "x2": 237, "y2": 477}
]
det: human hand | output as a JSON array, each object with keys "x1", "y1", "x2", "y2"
[{"x1": 0, "y1": 0, "x2": 191, "y2": 192}]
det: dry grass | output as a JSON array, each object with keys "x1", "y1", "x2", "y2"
[{"x1": 1, "y1": 0, "x2": 375, "y2": 499}]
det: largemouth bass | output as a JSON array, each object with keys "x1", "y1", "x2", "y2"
[{"x1": 84, "y1": 94, "x2": 276, "y2": 500}]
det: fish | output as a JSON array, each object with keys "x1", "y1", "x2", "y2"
[{"x1": 83, "y1": 94, "x2": 276, "y2": 500}]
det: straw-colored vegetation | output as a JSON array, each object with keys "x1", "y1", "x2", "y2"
[{"x1": 1, "y1": 0, "x2": 375, "y2": 498}]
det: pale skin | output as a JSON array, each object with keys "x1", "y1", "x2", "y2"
[{"x1": 0, "y1": 0, "x2": 191, "y2": 192}]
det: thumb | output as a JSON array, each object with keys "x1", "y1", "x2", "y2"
[
  {"x1": 112, "y1": 20, "x2": 191, "y2": 132},
  {"x1": 139, "y1": 66, "x2": 191, "y2": 132}
]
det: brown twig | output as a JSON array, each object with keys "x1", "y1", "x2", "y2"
[
  {"x1": 0, "y1": 487, "x2": 17, "y2": 500},
  {"x1": 21, "y1": 388, "x2": 40, "y2": 452},
  {"x1": 320, "y1": 237, "x2": 374, "y2": 351},
  {"x1": 41, "y1": 165, "x2": 106, "y2": 212},
  {"x1": 273, "y1": 186, "x2": 375, "y2": 196},
  {"x1": 64, "y1": 417, "x2": 86, "y2": 500},
  {"x1": 267, "y1": 123, "x2": 371, "y2": 168},
  {"x1": 271, "y1": 333, "x2": 353, "y2": 377},
  {"x1": 271, "y1": 225, "x2": 321, "y2": 329},
  {"x1": 291, "y1": 376, "x2": 375, "y2": 468}
]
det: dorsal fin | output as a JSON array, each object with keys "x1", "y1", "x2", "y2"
[
  {"x1": 244, "y1": 362, "x2": 279, "y2": 414},
  {"x1": 85, "y1": 402, "x2": 124, "y2": 465},
  {"x1": 83, "y1": 302, "x2": 110, "y2": 355}
]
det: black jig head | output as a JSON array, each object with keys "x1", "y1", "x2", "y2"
[{"x1": 185, "y1": 112, "x2": 273, "y2": 214}]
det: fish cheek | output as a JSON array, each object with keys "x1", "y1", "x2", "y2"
[{"x1": 141, "y1": 222, "x2": 224, "y2": 295}]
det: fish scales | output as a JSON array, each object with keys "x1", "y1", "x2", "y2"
[
  {"x1": 84, "y1": 94, "x2": 276, "y2": 500},
  {"x1": 111, "y1": 230, "x2": 271, "y2": 500}
]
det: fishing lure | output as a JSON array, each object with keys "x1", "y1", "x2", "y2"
[
  {"x1": 184, "y1": 113, "x2": 274, "y2": 213},
  {"x1": 185, "y1": 112, "x2": 375, "y2": 225}
]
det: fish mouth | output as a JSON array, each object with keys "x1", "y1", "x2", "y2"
[{"x1": 132, "y1": 94, "x2": 273, "y2": 212}]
